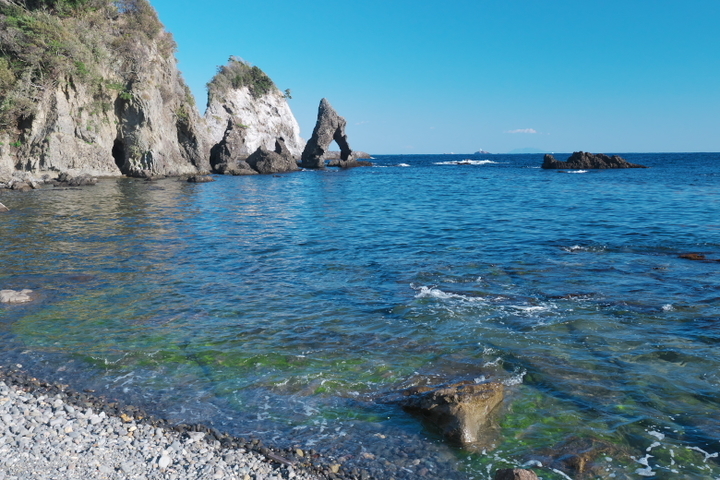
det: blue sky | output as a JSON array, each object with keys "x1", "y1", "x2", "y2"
[{"x1": 151, "y1": 0, "x2": 720, "y2": 154}]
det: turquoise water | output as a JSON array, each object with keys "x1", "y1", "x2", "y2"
[{"x1": 1, "y1": 153, "x2": 720, "y2": 479}]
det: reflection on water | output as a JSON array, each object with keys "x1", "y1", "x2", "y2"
[{"x1": 1, "y1": 154, "x2": 720, "y2": 479}]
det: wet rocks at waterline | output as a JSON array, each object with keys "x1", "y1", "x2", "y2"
[
  {"x1": 542, "y1": 151, "x2": 647, "y2": 169},
  {"x1": 393, "y1": 380, "x2": 504, "y2": 448},
  {"x1": 246, "y1": 138, "x2": 300, "y2": 174}
]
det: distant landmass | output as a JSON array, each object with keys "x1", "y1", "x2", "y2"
[
  {"x1": 508, "y1": 147, "x2": 552, "y2": 154},
  {"x1": 474, "y1": 150, "x2": 490, "y2": 154}
]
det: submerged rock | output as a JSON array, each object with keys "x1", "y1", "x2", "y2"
[
  {"x1": 0, "y1": 202, "x2": 8, "y2": 212},
  {"x1": 396, "y1": 381, "x2": 504, "y2": 447},
  {"x1": 494, "y1": 468, "x2": 539, "y2": 480},
  {"x1": 300, "y1": 99, "x2": 360, "y2": 169},
  {"x1": 0, "y1": 289, "x2": 33, "y2": 304},
  {"x1": 542, "y1": 152, "x2": 647, "y2": 169}
]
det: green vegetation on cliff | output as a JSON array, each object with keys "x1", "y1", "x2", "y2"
[
  {"x1": 0, "y1": 0, "x2": 176, "y2": 132},
  {"x1": 206, "y1": 56, "x2": 276, "y2": 101}
]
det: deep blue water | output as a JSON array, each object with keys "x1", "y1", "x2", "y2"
[{"x1": 1, "y1": 153, "x2": 720, "y2": 479}]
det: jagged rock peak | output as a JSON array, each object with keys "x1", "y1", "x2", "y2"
[
  {"x1": 205, "y1": 57, "x2": 305, "y2": 164},
  {"x1": 542, "y1": 151, "x2": 647, "y2": 169},
  {"x1": 300, "y1": 98, "x2": 355, "y2": 169}
]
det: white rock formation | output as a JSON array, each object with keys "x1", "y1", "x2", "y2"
[{"x1": 205, "y1": 87, "x2": 305, "y2": 160}]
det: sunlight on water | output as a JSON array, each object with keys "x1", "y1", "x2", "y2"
[{"x1": 2, "y1": 153, "x2": 720, "y2": 479}]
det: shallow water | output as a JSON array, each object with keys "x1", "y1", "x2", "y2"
[{"x1": 2, "y1": 153, "x2": 720, "y2": 478}]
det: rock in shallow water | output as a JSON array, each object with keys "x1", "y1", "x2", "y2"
[
  {"x1": 494, "y1": 468, "x2": 539, "y2": 480},
  {"x1": 396, "y1": 381, "x2": 504, "y2": 448},
  {"x1": 0, "y1": 289, "x2": 33, "y2": 304},
  {"x1": 0, "y1": 202, "x2": 8, "y2": 212}
]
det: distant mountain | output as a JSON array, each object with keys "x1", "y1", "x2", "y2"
[
  {"x1": 474, "y1": 150, "x2": 490, "y2": 154},
  {"x1": 508, "y1": 147, "x2": 551, "y2": 154}
]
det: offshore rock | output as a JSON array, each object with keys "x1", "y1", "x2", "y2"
[
  {"x1": 542, "y1": 151, "x2": 646, "y2": 169},
  {"x1": 494, "y1": 469, "x2": 540, "y2": 480},
  {"x1": 300, "y1": 99, "x2": 355, "y2": 169},
  {"x1": 396, "y1": 381, "x2": 504, "y2": 447},
  {"x1": 205, "y1": 58, "x2": 305, "y2": 161},
  {"x1": 324, "y1": 150, "x2": 372, "y2": 160},
  {"x1": 245, "y1": 138, "x2": 299, "y2": 175},
  {"x1": 0, "y1": 289, "x2": 33, "y2": 304}
]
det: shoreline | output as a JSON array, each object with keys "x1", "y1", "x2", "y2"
[{"x1": 0, "y1": 364, "x2": 363, "y2": 480}]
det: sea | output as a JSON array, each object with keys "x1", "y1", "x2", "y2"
[{"x1": 1, "y1": 153, "x2": 719, "y2": 479}]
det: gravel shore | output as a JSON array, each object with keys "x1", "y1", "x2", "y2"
[{"x1": 0, "y1": 366, "x2": 354, "y2": 480}]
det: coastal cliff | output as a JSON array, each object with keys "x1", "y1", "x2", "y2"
[
  {"x1": 205, "y1": 57, "x2": 304, "y2": 170},
  {"x1": 0, "y1": 0, "x2": 209, "y2": 182}
]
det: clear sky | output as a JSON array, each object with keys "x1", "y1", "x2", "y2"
[{"x1": 150, "y1": 0, "x2": 719, "y2": 154}]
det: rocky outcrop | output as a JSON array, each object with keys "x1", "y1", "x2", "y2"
[
  {"x1": 0, "y1": 1, "x2": 210, "y2": 183},
  {"x1": 394, "y1": 381, "x2": 504, "y2": 447},
  {"x1": 52, "y1": 173, "x2": 98, "y2": 187},
  {"x1": 187, "y1": 175, "x2": 215, "y2": 183},
  {"x1": 300, "y1": 99, "x2": 359, "y2": 169},
  {"x1": 0, "y1": 289, "x2": 33, "y2": 304},
  {"x1": 245, "y1": 138, "x2": 299, "y2": 174},
  {"x1": 542, "y1": 151, "x2": 646, "y2": 169},
  {"x1": 205, "y1": 58, "x2": 304, "y2": 167}
]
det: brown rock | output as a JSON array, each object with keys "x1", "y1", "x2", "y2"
[
  {"x1": 398, "y1": 381, "x2": 504, "y2": 447},
  {"x1": 494, "y1": 468, "x2": 540, "y2": 480},
  {"x1": 679, "y1": 253, "x2": 706, "y2": 261}
]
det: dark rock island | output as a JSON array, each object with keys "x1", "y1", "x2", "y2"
[
  {"x1": 542, "y1": 151, "x2": 647, "y2": 169},
  {"x1": 300, "y1": 99, "x2": 371, "y2": 169}
]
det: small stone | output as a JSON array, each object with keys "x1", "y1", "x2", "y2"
[
  {"x1": 158, "y1": 454, "x2": 171, "y2": 469},
  {"x1": 330, "y1": 464, "x2": 341, "y2": 474},
  {"x1": 494, "y1": 468, "x2": 540, "y2": 480},
  {"x1": 295, "y1": 448, "x2": 304, "y2": 458}
]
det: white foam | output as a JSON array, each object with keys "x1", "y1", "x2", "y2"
[
  {"x1": 689, "y1": 446, "x2": 719, "y2": 462},
  {"x1": 648, "y1": 430, "x2": 666, "y2": 440},
  {"x1": 635, "y1": 466, "x2": 656, "y2": 477},
  {"x1": 503, "y1": 370, "x2": 526, "y2": 386},
  {"x1": 662, "y1": 304, "x2": 674, "y2": 312},
  {"x1": 567, "y1": 170, "x2": 588, "y2": 174},
  {"x1": 397, "y1": 163, "x2": 410, "y2": 167},
  {"x1": 414, "y1": 286, "x2": 483, "y2": 302},
  {"x1": 433, "y1": 160, "x2": 498, "y2": 166}
]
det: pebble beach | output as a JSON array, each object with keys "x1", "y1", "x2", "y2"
[{"x1": 0, "y1": 367, "x2": 341, "y2": 480}]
